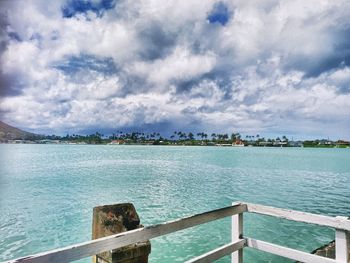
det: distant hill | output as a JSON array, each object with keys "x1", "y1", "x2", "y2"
[{"x1": 0, "y1": 121, "x2": 40, "y2": 141}]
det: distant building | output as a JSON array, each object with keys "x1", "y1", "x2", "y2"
[
  {"x1": 109, "y1": 140, "x2": 125, "y2": 145},
  {"x1": 232, "y1": 139, "x2": 244, "y2": 147},
  {"x1": 258, "y1": 141, "x2": 273, "y2": 147},
  {"x1": 318, "y1": 139, "x2": 333, "y2": 145},
  {"x1": 216, "y1": 143, "x2": 232, "y2": 146},
  {"x1": 273, "y1": 141, "x2": 288, "y2": 147},
  {"x1": 38, "y1": 139, "x2": 60, "y2": 144},
  {"x1": 288, "y1": 141, "x2": 303, "y2": 147},
  {"x1": 335, "y1": 140, "x2": 350, "y2": 147}
]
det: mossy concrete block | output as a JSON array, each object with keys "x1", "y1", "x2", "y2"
[
  {"x1": 312, "y1": 240, "x2": 336, "y2": 259},
  {"x1": 296, "y1": 240, "x2": 349, "y2": 263},
  {"x1": 92, "y1": 203, "x2": 151, "y2": 263}
]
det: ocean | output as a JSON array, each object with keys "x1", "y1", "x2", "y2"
[{"x1": 0, "y1": 144, "x2": 349, "y2": 262}]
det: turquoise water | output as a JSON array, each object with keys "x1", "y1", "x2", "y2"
[{"x1": 0, "y1": 145, "x2": 349, "y2": 262}]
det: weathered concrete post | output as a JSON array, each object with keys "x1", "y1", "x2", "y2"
[{"x1": 92, "y1": 203, "x2": 151, "y2": 263}]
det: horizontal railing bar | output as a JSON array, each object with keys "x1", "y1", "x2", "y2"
[
  {"x1": 245, "y1": 202, "x2": 350, "y2": 231},
  {"x1": 245, "y1": 237, "x2": 337, "y2": 263},
  {"x1": 5, "y1": 203, "x2": 247, "y2": 263},
  {"x1": 184, "y1": 239, "x2": 246, "y2": 263}
]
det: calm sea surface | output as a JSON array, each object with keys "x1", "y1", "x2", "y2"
[{"x1": 0, "y1": 145, "x2": 349, "y2": 262}]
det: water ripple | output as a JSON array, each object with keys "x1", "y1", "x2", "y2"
[{"x1": 0, "y1": 145, "x2": 349, "y2": 263}]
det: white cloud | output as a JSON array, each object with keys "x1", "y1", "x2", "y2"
[
  {"x1": 129, "y1": 47, "x2": 217, "y2": 87},
  {"x1": 1, "y1": 0, "x2": 350, "y2": 139}
]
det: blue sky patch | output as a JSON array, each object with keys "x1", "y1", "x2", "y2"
[
  {"x1": 53, "y1": 54, "x2": 118, "y2": 75},
  {"x1": 62, "y1": 0, "x2": 116, "y2": 18},
  {"x1": 207, "y1": 2, "x2": 231, "y2": 26},
  {"x1": 2, "y1": 0, "x2": 350, "y2": 139},
  {"x1": 8, "y1": 31, "x2": 22, "y2": 42}
]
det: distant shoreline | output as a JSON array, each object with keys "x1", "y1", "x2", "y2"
[
  {"x1": 1, "y1": 141, "x2": 349, "y2": 148},
  {"x1": 1, "y1": 121, "x2": 349, "y2": 148}
]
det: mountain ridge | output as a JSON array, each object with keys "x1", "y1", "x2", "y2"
[{"x1": 0, "y1": 121, "x2": 39, "y2": 141}]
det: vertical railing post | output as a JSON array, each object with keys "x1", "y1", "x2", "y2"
[
  {"x1": 232, "y1": 202, "x2": 243, "y2": 263},
  {"x1": 335, "y1": 216, "x2": 349, "y2": 263}
]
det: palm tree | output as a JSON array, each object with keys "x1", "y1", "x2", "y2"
[
  {"x1": 231, "y1": 133, "x2": 237, "y2": 141},
  {"x1": 179, "y1": 132, "x2": 185, "y2": 140}
]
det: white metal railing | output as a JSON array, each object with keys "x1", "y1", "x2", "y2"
[{"x1": 3, "y1": 202, "x2": 350, "y2": 263}]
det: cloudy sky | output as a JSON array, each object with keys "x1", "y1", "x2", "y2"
[{"x1": 0, "y1": 0, "x2": 349, "y2": 139}]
